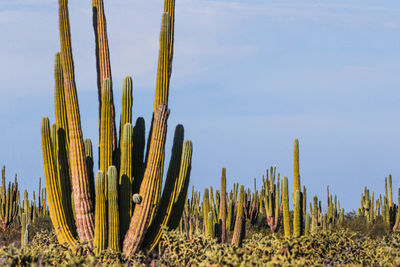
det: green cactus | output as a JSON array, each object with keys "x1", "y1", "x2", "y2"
[
  {"x1": 94, "y1": 171, "x2": 106, "y2": 255},
  {"x1": 58, "y1": 0, "x2": 95, "y2": 244},
  {"x1": 100, "y1": 79, "x2": 113, "y2": 196},
  {"x1": 293, "y1": 139, "x2": 300, "y2": 204},
  {"x1": 108, "y1": 166, "x2": 120, "y2": 251},
  {"x1": 282, "y1": 176, "x2": 290, "y2": 238},
  {"x1": 231, "y1": 185, "x2": 245, "y2": 247},
  {"x1": 312, "y1": 195, "x2": 318, "y2": 234},
  {"x1": 293, "y1": 190, "x2": 302, "y2": 237},
  {"x1": 305, "y1": 213, "x2": 310, "y2": 236},
  {"x1": 119, "y1": 123, "x2": 133, "y2": 239},
  {"x1": 220, "y1": 168, "x2": 227, "y2": 243}
]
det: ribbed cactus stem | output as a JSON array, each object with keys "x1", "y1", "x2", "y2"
[
  {"x1": 203, "y1": 188, "x2": 210, "y2": 235},
  {"x1": 293, "y1": 190, "x2": 301, "y2": 237},
  {"x1": 84, "y1": 138, "x2": 96, "y2": 208},
  {"x1": 312, "y1": 195, "x2": 318, "y2": 233},
  {"x1": 108, "y1": 166, "x2": 120, "y2": 251},
  {"x1": 131, "y1": 117, "x2": 146, "y2": 202},
  {"x1": 41, "y1": 117, "x2": 77, "y2": 247},
  {"x1": 100, "y1": 78, "x2": 113, "y2": 196},
  {"x1": 305, "y1": 213, "x2": 310, "y2": 236},
  {"x1": 123, "y1": 104, "x2": 169, "y2": 255},
  {"x1": 293, "y1": 139, "x2": 300, "y2": 205},
  {"x1": 231, "y1": 185, "x2": 245, "y2": 247},
  {"x1": 389, "y1": 174, "x2": 393, "y2": 207},
  {"x1": 94, "y1": 171, "x2": 106, "y2": 255},
  {"x1": 153, "y1": 13, "x2": 172, "y2": 113},
  {"x1": 220, "y1": 168, "x2": 227, "y2": 243},
  {"x1": 58, "y1": 0, "x2": 95, "y2": 244},
  {"x1": 119, "y1": 76, "x2": 133, "y2": 148},
  {"x1": 206, "y1": 211, "x2": 214, "y2": 238},
  {"x1": 119, "y1": 123, "x2": 133, "y2": 239},
  {"x1": 92, "y1": 0, "x2": 117, "y2": 156},
  {"x1": 282, "y1": 176, "x2": 290, "y2": 237},
  {"x1": 141, "y1": 128, "x2": 190, "y2": 252}
]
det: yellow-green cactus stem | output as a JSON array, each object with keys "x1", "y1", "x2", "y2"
[
  {"x1": 293, "y1": 190, "x2": 301, "y2": 237},
  {"x1": 166, "y1": 140, "x2": 193, "y2": 229},
  {"x1": 282, "y1": 176, "x2": 290, "y2": 237},
  {"x1": 94, "y1": 171, "x2": 106, "y2": 255},
  {"x1": 84, "y1": 138, "x2": 96, "y2": 208},
  {"x1": 119, "y1": 123, "x2": 133, "y2": 239},
  {"x1": 203, "y1": 188, "x2": 210, "y2": 235},
  {"x1": 41, "y1": 117, "x2": 77, "y2": 248},
  {"x1": 92, "y1": 0, "x2": 117, "y2": 155},
  {"x1": 231, "y1": 185, "x2": 245, "y2": 247},
  {"x1": 207, "y1": 211, "x2": 214, "y2": 238},
  {"x1": 143, "y1": 138, "x2": 193, "y2": 252},
  {"x1": 54, "y1": 52, "x2": 69, "y2": 154},
  {"x1": 226, "y1": 198, "x2": 233, "y2": 232},
  {"x1": 123, "y1": 104, "x2": 169, "y2": 255},
  {"x1": 163, "y1": 0, "x2": 175, "y2": 77},
  {"x1": 293, "y1": 139, "x2": 300, "y2": 205},
  {"x1": 119, "y1": 76, "x2": 133, "y2": 148},
  {"x1": 305, "y1": 213, "x2": 310, "y2": 236},
  {"x1": 393, "y1": 188, "x2": 400, "y2": 231},
  {"x1": 153, "y1": 13, "x2": 172, "y2": 113},
  {"x1": 131, "y1": 117, "x2": 146, "y2": 202},
  {"x1": 100, "y1": 78, "x2": 113, "y2": 196},
  {"x1": 108, "y1": 166, "x2": 120, "y2": 251},
  {"x1": 312, "y1": 195, "x2": 318, "y2": 233},
  {"x1": 302, "y1": 186, "x2": 306, "y2": 216},
  {"x1": 389, "y1": 174, "x2": 393, "y2": 207},
  {"x1": 220, "y1": 167, "x2": 227, "y2": 243},
  {"x1": 58, "y1": 0, "x2": 95, "y2": 244}
]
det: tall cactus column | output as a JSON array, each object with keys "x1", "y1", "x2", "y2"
[
  {"x1": 282, "y1": 176, "x2": 290, "y2": 237},
  {"x1": 293, "y1": 139, "x2": 300, "y2": 205},
  {"x1": 100, "y1": 79, "x2": 113, "y2": 195},
  {"x1": 123, "y1": 104, "x2": 169, "y2": 255},
  {"x1": 220, "y1": 168, "x2": 227, "y2": 243},
  {"x1": 58, "y1": 0, "x2": 95, "y2": 244},
  {"x1": 92, "y1": 0, "x2": 117, "y2": 154},
  {"x1": 41, "y1": 117, "x2": 77, "y2": 247}
]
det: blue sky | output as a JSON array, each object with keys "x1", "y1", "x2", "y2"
[{"x1": 1, "y1": 0, "x2": 400, "y2": 211}]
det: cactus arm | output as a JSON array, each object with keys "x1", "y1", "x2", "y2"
[
  {"x1": 58, "y1": 0, "x2": 95, "y2": 244},
  {"x1": 41, "y1": 117, "x2": 77, "y2": 247},
  {"x1": 140, "y1": 125, "x2": 184, "y2": 250},
  {"x1": 231, "y1": 185, "x2": 245, "y2": 247},
  {"x1": 100, "y1": 79, "x2": 113, "y2": 196},
  {"x1": 282, "y1": 176, "x2": 290, "y2": 237},
  {"x1": 293, "y1": 139, "x2": 300, "y2": 204},
  {"x1": 220, "y1": 168, "x2": 227, "y2": 243},
  {"x1": 293, "y1": 190, "x2": 301, "y2": 237},
  {"x1": 92, "y1": 0, "x2": 117, "y2": 154},
  {"x1": 123, "y1": 104, "x2": 169, "y2": 255},
  {"x1": 108, "y1": 166, "x2": 120, "y2": 251},
  {"x1": 94, "y1": 171, "x2": 107, "y2": 255},
  {"x1": 119, "y1": 123, "x2": 133, "y2": 239}
]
